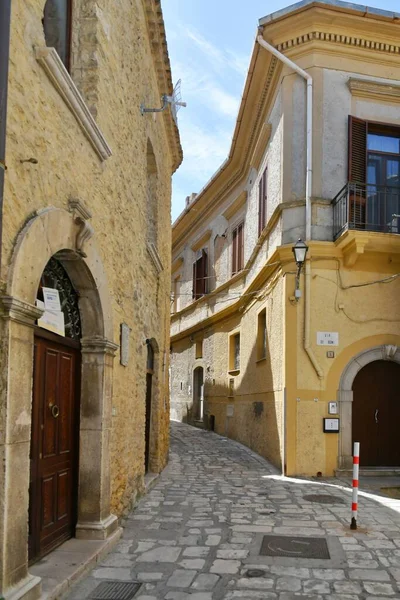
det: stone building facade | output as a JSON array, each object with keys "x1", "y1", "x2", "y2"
[
  {"x1": 171, "y1": 0, "x2": 400, "y2": 479},
  {"x1": 0, "y1": 1, "x2": 181, "y2": 599}
]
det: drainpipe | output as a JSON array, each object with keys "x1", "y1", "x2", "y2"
[
  {"x1": 0, "y1": 0, "x2": 12, "y2": 282},
  {"x1": 257, "y1": 35, "x2": 323, "y2": 379}
]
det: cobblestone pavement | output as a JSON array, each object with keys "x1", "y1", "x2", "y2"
[{"x1": 67, "y1": 422, "x2": 400, "y2": 600}]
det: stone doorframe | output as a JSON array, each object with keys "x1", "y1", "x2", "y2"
[
  {"x1": 0, "y1": 207, "x2": 118, "y2": 600},
  {"x1": 337, "y1": 344, "x2": 400, "y2": 469}
]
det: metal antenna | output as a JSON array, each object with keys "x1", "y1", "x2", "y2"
[{"x1": 140, "y1": 79, "x2": 187, "y2": 124}]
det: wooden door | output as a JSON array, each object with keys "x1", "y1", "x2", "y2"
[
  {"x1": 352, "y1": 360, "x2": 400, "y2": 466},
  {"x1": 144, "y1": 373, "x2": 152, "y2": 473},
  {"x1": 29, "y1": 334, "x2": 80, "y2": 562}
]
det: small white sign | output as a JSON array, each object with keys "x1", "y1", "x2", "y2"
[
  {"x1": 323, "y1": 418, "x2": 340, "y2": 432},
  {"x1": 38, "y1": 308, "x2": 65, "y2": 337},
  {"x1": 42, "y1": 287, "x2": 61, "y2": 312},
  {"x1": 317, "y1": 332, "x2": 339, "y2": 346},
  {"x1": 226, "y1": 404, "x2": 234, "y2": 417}
]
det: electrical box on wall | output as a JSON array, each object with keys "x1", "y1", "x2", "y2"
[{"x1": 323, "y1": 418, "x2": 340, "y2": 433}]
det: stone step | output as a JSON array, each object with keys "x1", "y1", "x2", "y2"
[{"x1": 336, "y1": 467, "x2": 400, "y2": 477}]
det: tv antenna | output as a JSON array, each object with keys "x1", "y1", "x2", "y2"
[{"x1": 140, "y1": 79, "x2": 186, "y2": 125}]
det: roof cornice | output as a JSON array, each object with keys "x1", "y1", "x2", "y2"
[{"x1": 142, "y1": 0, "x2": 183, "y2": 173}]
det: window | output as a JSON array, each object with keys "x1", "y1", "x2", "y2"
[
  {"x1": 43, "y1": 0, "x2": 72, "y2": 70},
  {"x1": 258, "y1": 167, "x2": 267, "y2": 236},
  {"x1": 173, "y1": 276, "x2": 181, "y2": 313},
  {"x1": 348, "y1": 116, "x2": 400, "y2": 231},
  {"x1": 229, "y1": 332, "x2": 240, "y2": 372},
  {"x1": 257, "y1": 309, "x2": 267, "y2": 360},
  {"x1": 195, "y1": 340, "x2": 203, "y2": 359},
  {"x1": 232, "y1": 222, "x2": 244, "y2": 276},
  {"x1": 192, "y1": 249, "x2": 208, "y2": 299}
]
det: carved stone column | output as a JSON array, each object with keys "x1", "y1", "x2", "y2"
[
  {"x1": 0, "y1": 297, "x2": 42, "y2": 600},
  {"x1": 75, "y1": 336, "x2": 119, "y2": 540}
]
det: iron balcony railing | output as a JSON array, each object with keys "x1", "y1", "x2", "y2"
[{"x1": 332, "y1": 182, "x2": 400, "y2": 240}]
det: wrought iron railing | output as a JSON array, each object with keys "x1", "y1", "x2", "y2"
[{"x1": 332, "y1": 182, "x2": 400, "y2": 240}]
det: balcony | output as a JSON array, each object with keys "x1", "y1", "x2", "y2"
[{"x1": 332, "y1": 182, "x2": 400, "y2": 240}]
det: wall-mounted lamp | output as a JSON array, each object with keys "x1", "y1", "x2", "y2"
[{"x1": 292, "y1": 238, "x2": 308, "y2": 300}]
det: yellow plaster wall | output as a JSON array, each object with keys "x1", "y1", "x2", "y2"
[{"x1": 3, "y1": 0, "x2": 175, "y2": 515}]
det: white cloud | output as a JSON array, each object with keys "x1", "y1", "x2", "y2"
[{"x1": 185, "y1": 27, "x2": 248, "y2": 76}]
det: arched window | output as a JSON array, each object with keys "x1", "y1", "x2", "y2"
[
  {"x1": 146, "y1": 140, "x2": 158, "y2": 246},
  {"x1": 43, "y1": 0, "x2": 72, "y2": 70}
]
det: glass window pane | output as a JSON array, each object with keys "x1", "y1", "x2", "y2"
[
  {"x1": 233, "y1": 334, "x2": 240, "y2": 370},
  {"x1": 367, "y1": 133, "x2": 400, "y2": 154},
  {"x1": 43, "y1": 0, "x2": 70, "y2": 67}
]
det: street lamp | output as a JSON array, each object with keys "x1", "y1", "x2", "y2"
[{"x1": 292, "y1": 238, "x2": 308, "y2": 300}]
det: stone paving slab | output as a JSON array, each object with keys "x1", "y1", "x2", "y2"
[{"x1": 65, "y1": 422, "x2": 400, "y2": 599}]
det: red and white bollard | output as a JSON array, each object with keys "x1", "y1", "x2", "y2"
[{"x1": 350, "y1": 442, "x2": 360, "y2": 530}]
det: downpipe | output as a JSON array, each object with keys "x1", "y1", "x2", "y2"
[
  {"x1": 257, "y1": 33, "x2": 323, "y2": 379},
  {"x1": 0, "y1": 0, "x2": 12, "y2": 283}
]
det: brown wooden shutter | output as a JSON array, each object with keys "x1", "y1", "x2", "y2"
[
  {"x1": 348, "y1": 116, "x2": 367, "y2": 183},
  {"x1": 238, "y1": 223, "x2": 244, "y2": 271},
  {"x1": 232, "y1": 227, "x2": 238, "y2": 275},
  {"x1": 192, "y1": 261, "x2": 197, "y2": 299},
  {"x1": 201, "y1": 249, "x2": 208, "y2": 295},
  {"x1": 258, "y1": 168, "x2": 267, "y2": 236}
]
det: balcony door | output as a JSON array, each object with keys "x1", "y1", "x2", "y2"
[{"x1": 367, "y1": 132, "x2": 400, "y2": 232}]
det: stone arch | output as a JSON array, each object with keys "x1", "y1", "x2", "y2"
[
  {"x1": 337, "y1": 345, "x2": 400, "y2": 469},
  {"x1": 0, "y1": 207, "x2": 119, "y2": 598}
]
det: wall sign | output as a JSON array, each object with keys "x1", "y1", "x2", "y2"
[
  {"x1": 226, "y1": 404, "x2": 234, "y2": 417},
  {"x1": 323, "y1": 418, "x2": 340, "y2": 433},
  {"x1": 120, "y1": 323, "x2": 130, "y2": 367},
  {"x1": 317, "y1": 332, "x2": 339, "y2": 346}
]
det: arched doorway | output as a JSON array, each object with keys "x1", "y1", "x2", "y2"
[
  {"x1": 352, "y1": 360, "x2": 400, "y2": 466},
  {"x1": 29, "y1": 257, "x2": 82, "y2": 561},
  {"x1": 193, "y1": 367, "x2": 204, "y2": 421},
  {"x1": 145, "y1": 342, "x2": 154, "y2": 473}
]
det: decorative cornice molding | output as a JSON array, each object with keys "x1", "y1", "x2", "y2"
[
  {"x1": 81, "y1": 336, "x2": 119, "y2": 356},
  {"x1": 0, "y1": 296, "x2": 44, "y2": 326},
  {"x1": 276, "y1": 31, "x2": 400, "y2": 55},
  {"x1": 35, "y1": 47, "x2": 112, "y2": 161},
  {"x1": 147, "y1": 242, "x2": 164, "y2": 273},
  {"x1": 171, "y1": 257, "x2": 184, "y2": 274},
  {"x1": 191, "y1": 230, "x2": 212, "y2": 252},
  {"x1": 142, "y1": 1, "x2": 183, "y2": 173},
  {"x1": 68, "y1": 198, "x2": 92, "y2": 221},
  {"x1": 348, "y1": 78, "x2": 400, "y2": 103},
  {"x1": 250, "y1": 123, "x2": 272, "y2": 170},
  {"x1": 223, "y1": 191, "x2": 248, "y2": 221}
]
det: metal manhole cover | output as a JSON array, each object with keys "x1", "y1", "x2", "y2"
[
  {"x1": 260, "y1": 535, "x2": 330, "y2": 559},
  {"x1": 303, "y1": 494, "x2": 345, "y2": 505},
  {"x1": 89, "y1": 581, "x2": 141, "y2": 600}
]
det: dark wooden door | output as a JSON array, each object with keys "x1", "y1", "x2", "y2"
[
  {"x1": 144, "y1": 373, "x2": 152, "y2": 473},
  {"x1": 29, "y1": 334, "x2": 80, "y2": 562},
  {"x1": 352, "y1": 360, "x2": 400, "y2": 466}
]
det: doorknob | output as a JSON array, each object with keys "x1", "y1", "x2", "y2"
[
  {"x1": 50, "y1": 404, "x2": 60, "y2": 418},
  {"x1": 375, "y1": 409, "x2": 379, "y2": 424}
]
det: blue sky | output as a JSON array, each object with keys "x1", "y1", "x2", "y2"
[{"x1": 162, "y1": 0, "x2": 399, "y2": 222}]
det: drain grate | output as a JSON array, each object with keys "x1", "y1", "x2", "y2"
[
  {"x1": 89, "y1": 581, "x2": 141, "y2": 600},
  {"x1": 260, "y1": 535, "x2": 330, "y2": 559},
  {"x1": 303, "y1": 493, "x2": 345, "y2": 505}
]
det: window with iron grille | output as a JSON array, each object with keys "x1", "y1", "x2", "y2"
[
  {"x1": 232, "y1": 222, "x2": 244, "y2": 276},
  {"x1": 192, "y1": 249, "x2": 208, "y2": 299},
  {"x1": 258, "y1": 167, "x2": 267, "y2": 236}
]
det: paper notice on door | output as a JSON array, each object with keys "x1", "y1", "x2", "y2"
[
  {"x1": 38, "y1": 308, "x2": 65, "y2": 337},
  {"x1": 42, "y1": 287, "x2": 62, "y2": 312}
]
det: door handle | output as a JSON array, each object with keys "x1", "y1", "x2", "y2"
[
  {"x1": 50, "y1": 404, "x2": 60, "y2": 418},
  {"x1": 375, "y1": 409, "x2": 379, "y2": 424}
]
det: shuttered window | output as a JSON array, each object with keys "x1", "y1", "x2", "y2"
[
  {"x1": 192, "y1": 249, "x2": 208, "y2": 299},
  {"x1": 232, "y1": 222, "x2": 244, "y2": 276},
  {"x1": 258, "y1": 167, "x2": 267, "y2": 236},
  {"x1": 348, "y1": 116, "x2": 367, "y2": 183}
]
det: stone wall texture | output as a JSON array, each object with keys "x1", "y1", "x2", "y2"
[{"x1": 2, "y1": 0, "x2": 179, "y2": 517}]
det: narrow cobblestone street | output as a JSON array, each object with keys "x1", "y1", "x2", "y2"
[{"x1": 66, "y1": 423, "x2": 400, "y2": 600}]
